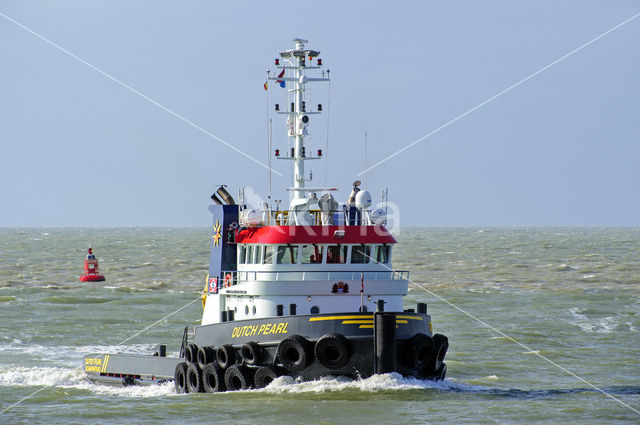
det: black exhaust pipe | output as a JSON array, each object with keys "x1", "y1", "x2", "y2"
[
  {"x1": 210, "y1": 193, "x2": 223, "y2": 205},
  {"x1": 216, "y1": 186, "x2": 236, "y2": 205}
]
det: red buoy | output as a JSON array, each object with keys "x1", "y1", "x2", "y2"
[{"x1": 79, "y1": 247, "x2": 105, "y2": 282}]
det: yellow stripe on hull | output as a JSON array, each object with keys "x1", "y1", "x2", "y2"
[
  {"x1": 396, "y1": 315, "x2": 424, "y2": 321},
  {"x1": 309, "y1": 315, "x2": 373, "y2": 322},
  {"x1": 101, "y1": 354, "x2": 110, "y2": 373}
]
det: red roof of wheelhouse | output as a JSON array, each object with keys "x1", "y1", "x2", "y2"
[{"x1": 235, "y1": 225, "x2": 397, "y2": 245}]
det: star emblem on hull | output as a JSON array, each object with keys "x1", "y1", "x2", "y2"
[{"x1": 212, "y1": 220, "x2": 222, "y2": 246}]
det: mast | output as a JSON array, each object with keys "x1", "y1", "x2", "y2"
[
  {"x1": 292, "y1": 38, "x2": 305, "y2": 200},
  {"x1": 270, "y1": 38, "x2": 329, "y2": 202}
]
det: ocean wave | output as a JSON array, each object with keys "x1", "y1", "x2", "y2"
[
  {"x1": 568, "y1": 307, "x2": 618, "y2": 333},
  {"x1": 0, "y1": 342, "x2": 165, "y2": 365}
]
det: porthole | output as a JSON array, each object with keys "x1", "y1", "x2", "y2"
[
  {"x1": 310, "y1": 305, "x2": 320, "y2": 314},
  {"x1": 234, "y1": 306, "x2": 238, "y2": 313},
  {"x1": 359, "y1": 305, "x2": 368, "y2": 312},
  {"x1": 252, "y1": 306, "x2": 257, "y2": 315},
  {"x1": 245, "y1": 305, "x2": 249, "y2": 315}
]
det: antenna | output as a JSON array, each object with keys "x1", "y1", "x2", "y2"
[
  {"x1": 324, "y1": 79, "x2": 331, "y2": 187},
  {"x1": 269, "y1": 118, "x2": 273, "y2": 210}
]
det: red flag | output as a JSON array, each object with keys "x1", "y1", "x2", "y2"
[{"x1": 276, "y1": 69, "x2": 285, "y2": 88}]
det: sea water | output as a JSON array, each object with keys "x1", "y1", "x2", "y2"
[{"x1": 1, "y1": 227, "x2": 639, "y2": 424}]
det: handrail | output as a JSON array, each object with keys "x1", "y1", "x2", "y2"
[
  {"x1": 213, "y1": 269, "x2": 410, "y2": 291},
  {"x1": 272, "y1": 209, "x2": 322, "y2": 226},
  {"x1": 243, "y1": 208, "x2": 362, "y2": 227}
]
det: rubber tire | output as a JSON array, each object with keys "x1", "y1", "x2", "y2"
[
  {"x1": 185, "y1": 343, "x2": 199, "y2": 365},
  {"x1": 277, "y1": 335, "x2": 313, "y2": 372},
  {"x1": 174, "y1": 362, "x2": 189, "y2": 394},
  {"x1": 314, "y1": 333, "x2": 350, "y2": 370},
  {"x1": 197, "y1": 346, "x2": 216, "y2": 369},
  {"x1": 253, "y1": 366, "x2": 282, "y2": 389},
  {"x1": 241, "y1": 342, "x2": 262, "y2": 365},
  {"x1": 404, "y1": 333, "x2": 434, "y2": 372},
  {"x1": 432, "y1": 363, "x2": 447, "y2": 381},
  {"x1": 217, "y1": 344, "x2": 237, "y2": 369},
  {"x1": 224, "y1": 364, "x2": 253, "y2": 391},
  {"x1": 429, "y1": 333, "x2": 449, "y2": 373},
  {"x1": 186, "y1": 363, "x2": 204, "y2": 393},
  {"x1": 202, "y1": 362, "x2": 226, "y2": 393}
]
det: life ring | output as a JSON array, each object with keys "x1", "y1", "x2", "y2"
[
  {"x1": 224, "y1": 273, "x2": 233, "y2": 287},
  {"x1": 314, "y1": 333, "x2": 350, "y2": 370},
  {"x1": 174, "y1": 362, "x2": 189, "y2": 394},
  {"x1": 202, "y1": 363, "x2": 226, "y2": 393},
  {"x1": 253, "y1": 366, "x2": 282, "y2": 389},
  {"x1": 403, "y1": 333, "x2": 434, "y2": 372},
  {"x1": 277, "y1": 335, "x2": 313, "y2": 372},
  {"x1": 216, "y1": 344, "x2": 237, "y2": 369},
  {"x1": 224, "y1": 365, "x2": 253, "y2": 391},
  {"x1": 186, "y1": 363, "x2": 204, "y2": 393},
  {"x1": 241, "y1": 341, "x2": 262, "y2": 365}
]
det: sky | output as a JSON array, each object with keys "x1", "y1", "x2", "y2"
[{"x1": 1, "y1": 0, "x2": 638, "y2": 227}]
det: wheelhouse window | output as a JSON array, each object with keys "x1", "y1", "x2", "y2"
[
  {"x1": 301, "y1": 244, "x2": 324, "y2": 264},
  {"x1": 351, "y1": 245, "x2": 371, "y2": 264},
  {"x1": 262, "y1": 245, "x2": 274, "y2": 264},
  {"x1": 375, "y1": 245, "x2": 390, "y2": 263},
  {"x1": 276, "y1": 245, "x2": 299, "y2": 264},
  {"x1": 327, "y1": 245, "x2": 347, "y2": 264},
  {"x1": 238, "y1": 245, "x2": 247, "y2": 264},
  {"x1": 247, "y1": 245, "x2": 255, "y2": 264}
]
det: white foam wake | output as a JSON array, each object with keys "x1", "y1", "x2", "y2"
[
  {"x1": 0, "y1": 364, "x2": 176, "y2": 398},
  {"x1": 0, "y1": 366, "x2": 83, "y2": 387},
  {"x1": 568, "y1": 307, "x2": 617, "y2": 333},
  {"x1": 260, "y1": 372, "x2": 482, "y2": 394}
]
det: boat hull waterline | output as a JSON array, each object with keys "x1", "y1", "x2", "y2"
[{"x1": 83, "y1": 311, "x2": 448, "y2": 392}]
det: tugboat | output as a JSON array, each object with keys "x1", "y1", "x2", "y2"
[
  {"x1": 79, "y1": 247, "x2": 105, "y2": 282},
  {"x1": 82, "y1": 38, "x2": 449, "y2": 393}
]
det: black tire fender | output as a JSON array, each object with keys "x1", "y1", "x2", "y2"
[
  {"x1": 430, "y1": 333, "x2": 449, "y2": 373},
  {"x1": 174, "y1": 362, "x2": 189, "y2": 394},
  {"x1": 224, "y1": 364, "x2": 253, "y2": 391},
  {"x1": 314, "y1": 333, "x2": 350, "y2": 370},
  {"x1": 277, "y1": 335, "x2": 313, "y2": 372},
  {"x1": 216, "y1": 344, "x2": 237, "y2": 369},
  {"x1": 202, "y1": 362, "x2": 226, "y2": 393},
  {"x1": 404, "y1": 333, "x2": 434, "y2": 372},
  {"x1": 253, "y1": 365, "x2": 282, "y2": 389},
  {"x1": 432, "y1": 363, "x2": 447, "y2": 381},
  {"x1": 186, "y1": 363, "x2": 204, "y2": 393},
  {"x1": 241, "y1": 341, "x2": 262, "y2": 365},
  {"x1": 197, "y1": 346, "x2": 216, "y2": 369},
  {"x1": 185, "y1": 343, "x2": 198, "y2": 365}
]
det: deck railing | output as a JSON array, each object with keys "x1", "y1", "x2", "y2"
[
  {"x1": 242, "y1": 208, "x2": 373, "y2": 227},
  {"x1": 214, "y1": 269, "x2": 409, "y2": 290}
]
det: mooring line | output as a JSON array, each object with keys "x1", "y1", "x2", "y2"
[
  {"x1": 364, "y1": 253, "x2": 640, "y2": 416},
  {"x1": 0, "y1": 11, "x2": 282, "y2": 176},
  {"x1": 357, "y1": 10, "x2": 640, "y2": 176},
  {"x1": 117, "y1": 297, "x2": 201, "y2": 346},
  {"x1": 0, "y1": 386, "x2": 48, "y2": 415},
  {"x1": 1, "y1": 296, "x2": 201, "y2": 414}
]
